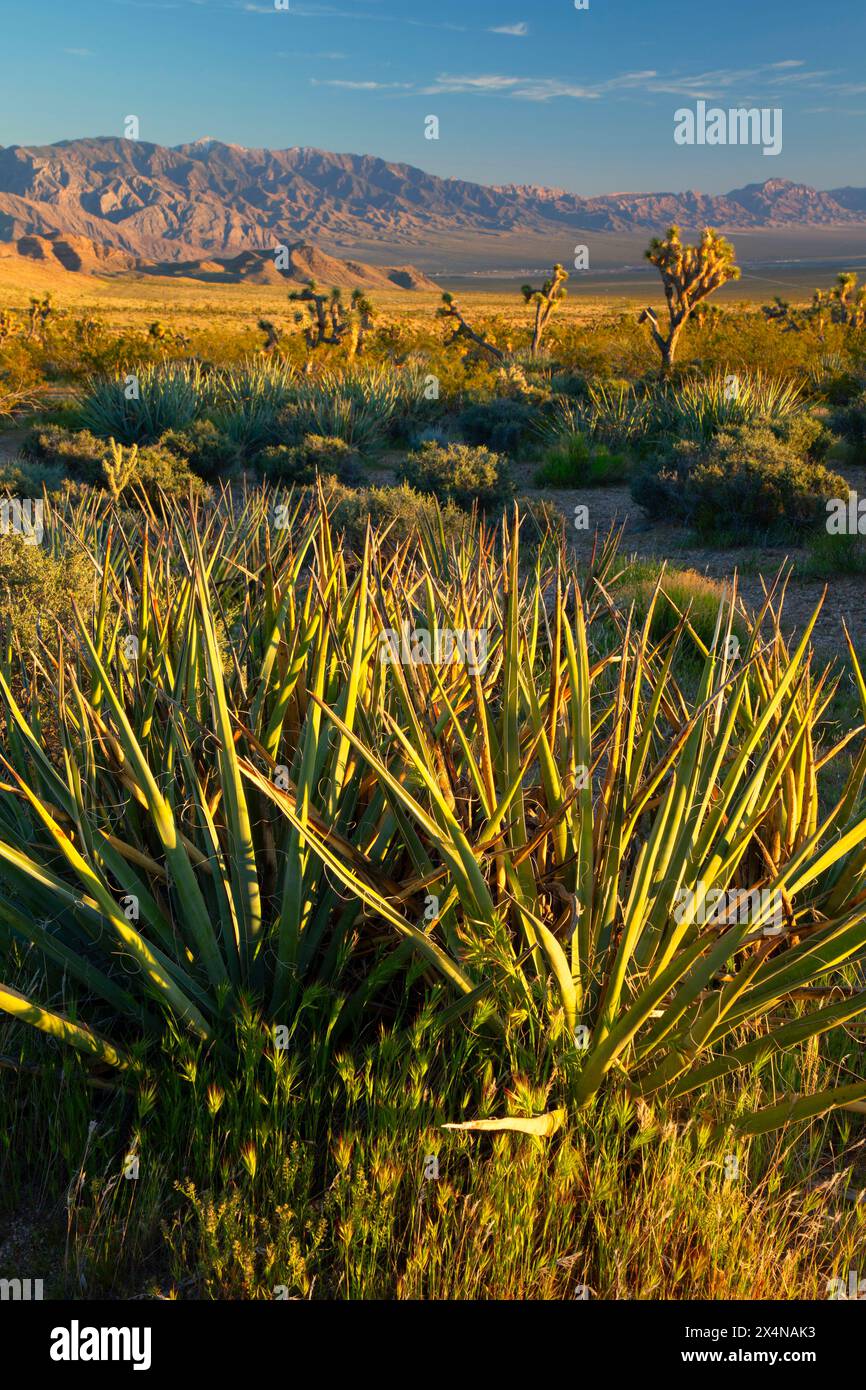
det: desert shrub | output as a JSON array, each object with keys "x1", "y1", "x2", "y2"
[
  {"x1": 328, "y1": 485, "x2": 563, "y2": 563},
  {"x1": 534, "y1": 433, "x2": 629, "y2": 487},
  {"x1": 118, "y1": 442, "x2": 204, "y2": 500},
  {"x1": 829, "y1": 391, "x2": 866, "y2": 449},
  {"x1": 325, "y1": 482, "x2": 470, "y2": 549},
  {"x1": 0, "y1": 531, "x2": 93, "y2": 650},
  {"x1": 160, "y1": 420, "x2": 241, "y2": 480},
  {"x1": 0, "y1": 375, "x2": 37, "y2": 421},
  {"x1": 23, "y1": 425, "x2": 109, "y2": 482},
  {"x1": 772, "y1": 411, "x2": 832, "y2": 460},
  {"x1": 78, "y1": 362, "x2": 206, "y2": 443},
  {"x1": 399, "y1": 441, "x2": 512, "y2": 510},
  {"x1": 0, "y1": 458, "x2": 68, "y2": 496},
  {"x1": 457, "y1": 399, "x2": 535, "y2": 455},
  {"x1": 258, "y1": 435, "x2": 363, "y2": 485},
  {"x1": 632, "y1": 425, "x2": 848, "y2": 542},
  {"x1": 406, "y1": 424, "x2": 451, "y2": 450},
  {"x1": 22, "y1": 425, "x2": 201, "y2": 498},
  {"x1": 549, "y1": 371, "x2": 589, "y2": 398}
]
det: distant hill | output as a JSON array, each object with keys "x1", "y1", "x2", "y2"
[
  {"x1": 0, "y1": 232, "x2": 137, "y2": 273},
  {"x1": 138, "y1": 243, "x2": 440, "y2": 290},
  {"x1": 0, "y1": 138, "x2": 864, "y2": 271}
]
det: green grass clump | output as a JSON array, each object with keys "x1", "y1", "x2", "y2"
[
  {"x1": 1, "y1": 1013, "x2": 862, "y2": 1300},
  {"x1": 611, "y1": 559, "x2": 744, "y2": 655},
  {"x1": 534, "y1": 432, "x2": 629, "y2": 487},
  {"x1": 802, "y1": 530, "x2": 866, "y2": 577}
]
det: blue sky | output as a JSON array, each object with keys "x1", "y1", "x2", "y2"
[{"x1": 1, "y1": 0, "x2": 864, "y2": 193}]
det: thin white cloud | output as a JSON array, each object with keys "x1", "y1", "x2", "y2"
[
  {"x1": 421, "y1": 71, "x2": 651, "y2": 101},
  {"x1": 489, "y1": 22, "x2": 529, "y2": 36},
  {"x1": 311, "y1": 78, "x2": 412, "y2": 89},
  {"x1": 418, "y1": 62, "x2": 858, "y2": 104}
]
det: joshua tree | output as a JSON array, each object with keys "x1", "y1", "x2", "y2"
[
  {"x1": 833, "y1": 272, "x2": 866, "y2": 327},
  {"x1": 258, "y1": 318, "x2": 284, "y2": 354},
  {"x1": 103, "y1": 439, "x2": 138, "y2": 500},
  {"x1": 26, "y1": 293, "x2": 54, "y2": 343},
  {"x1": 76, "y1": 315, "x2": 101, "y2": 346},
  {"x1": 290, "y1": 279, "x2": 330, "y2": 347},
  {"x1": 348, "y1": 291, "x2": 375, "y2": 358},
  {"x1": 691, "y1": 303, "x2": 724, "y2": 329},
  {"x1": 437, "y1": 292, "x2": 505, "y2": 363},
  {"x1": 148, "y1": 320, "x2": 190, "y2": 350},
  {"x1": 0, "y1": 310, "x2": 20, "y2": 344},
  {"x1": 762, "y1": 296, "x2": 810, "y2": 335},
  {"x1": 521, "y1": 263, "x2": 568, "y2": 356},
  {"x1": 639, "y1": 226, "x2": 740, "y2": 371},
  {"x1": 764, "y1": 272, "x2": 866, "y2": 336},
  {"x1": 289, "y1": 281, "x2": 374, "y2": 356}
]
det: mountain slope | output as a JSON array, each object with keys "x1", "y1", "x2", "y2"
[{"x1": 0, "y1": 138, "x2": 864, "y2": 268}]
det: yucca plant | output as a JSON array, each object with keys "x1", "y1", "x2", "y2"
[
  {"x1": 210, "y1": 358, "x2": 299, "y2": 448},
  {"x1": 650, "y1": 370, "x2": 804, "y2": 440},
  {"x1": 78, "y1": 362, "x2": 206, "y2": 443},
  {"x1": 289, "y1": 364, "x2": 421, "y2": 450},
  {"x1": 540, "y1": 382, "x2": 650, "y2": 449},
  {"x1": 0, "y1": 488, "x2": 865, "y2": 1136}
]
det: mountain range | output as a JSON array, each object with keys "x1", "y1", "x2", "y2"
[{"x1": 1, "y1": 137, "x2": 865, "y2": 274}]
